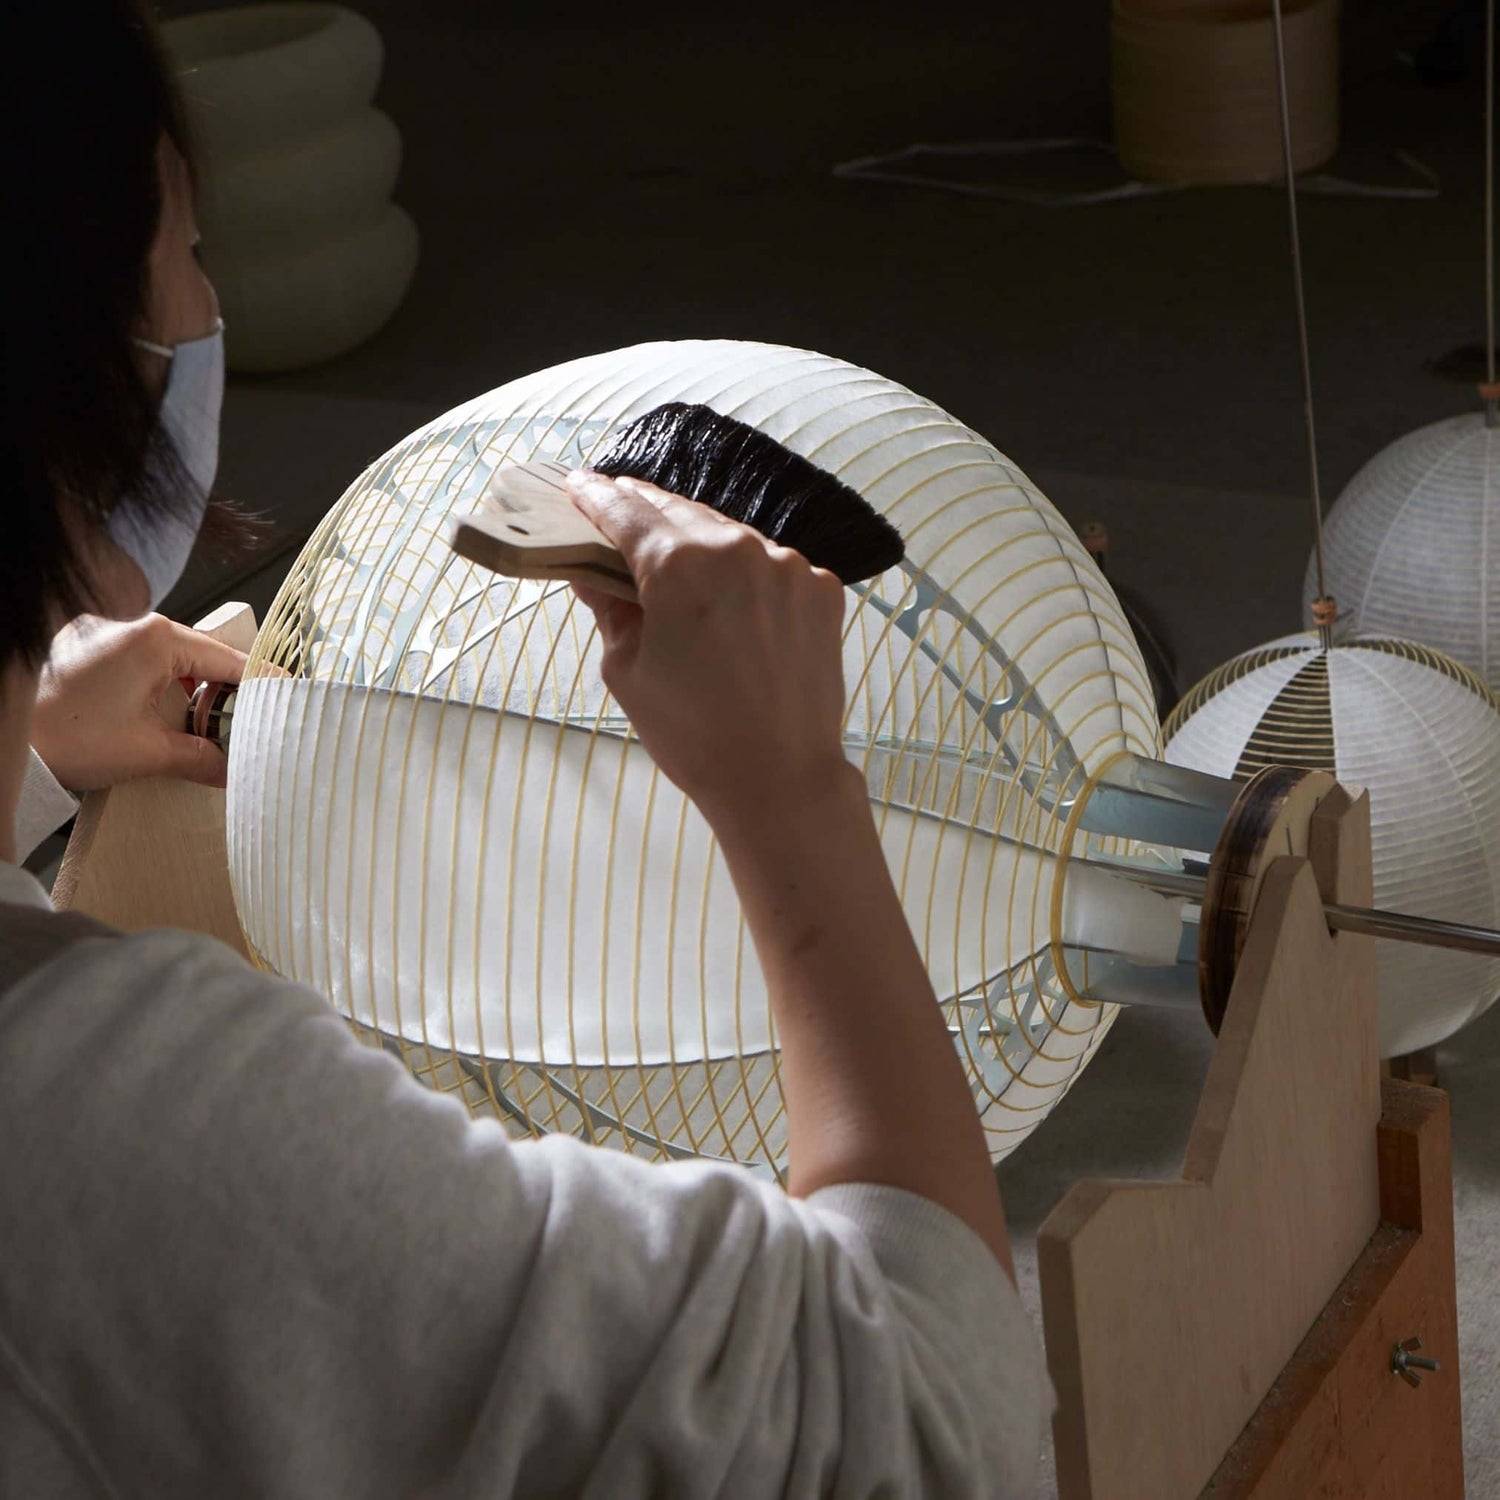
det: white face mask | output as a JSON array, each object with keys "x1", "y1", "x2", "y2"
[{"x1": 111, "y1": 320, "x2": 225, "y2": 607}]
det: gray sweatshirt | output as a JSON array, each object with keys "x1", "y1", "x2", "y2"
[{"x1": 0, "y1": 859, "x2": 1050, "y2": 1498}]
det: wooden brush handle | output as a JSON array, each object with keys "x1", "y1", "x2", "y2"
[{"x1": 449, "y1": 460, "x2": 639, "y2": 601}]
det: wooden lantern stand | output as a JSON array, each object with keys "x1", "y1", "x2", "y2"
[
  {"x1": 54, "y1": 605, "x2": 1465, "y2": 1498},
  {"x1": 51, "y1": 601, "x2": 256, "y2": 949},
  {"x1": 1039, "y1": 782, "x2": 1464, "y2": 1497}
]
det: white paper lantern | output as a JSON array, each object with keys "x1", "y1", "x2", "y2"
[
  {"x1": 227, "y1": 340, "x2": 1169, "y2": 1169},
  {"x1": 1164, "y1": 631, "x2": 1500, "y2": 1056},
  {"x1": 1307, "y1": 412, "x2": 1500, "y2": 688}
]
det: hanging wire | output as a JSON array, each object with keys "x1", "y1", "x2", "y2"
[
  {"x1": 1270, "y1": 0, "x2": 1334, "y2": 647},
  {"x1": 1486, "y1": 0, "x2": 1497, "y2": 425}
]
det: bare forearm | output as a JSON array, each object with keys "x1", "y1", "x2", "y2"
[
  {"x1": 562, "y1": 472, "x2": 1011, "y2": 1271},
  {"x1": 709, "y1": 763, "x2": 1015, "y2": 1278}
]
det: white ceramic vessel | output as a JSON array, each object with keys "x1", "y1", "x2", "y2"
[{"x1": 165, "y1": 3, "x2": 418, "y2": 372}]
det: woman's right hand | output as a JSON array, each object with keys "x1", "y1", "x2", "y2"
[
  {"x1": 568, "y1": 469, "x2": 1014, "y2": 1276},
  {"x1": 565, "y1": 470, "x2": 855, "y2": 831}
]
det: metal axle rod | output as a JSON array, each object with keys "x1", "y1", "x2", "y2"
[{"x1": 1085, "y1": 859, "x2": 1500, "y2": 961}]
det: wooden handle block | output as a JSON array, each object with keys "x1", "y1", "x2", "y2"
[{"x1": 450, "y1": 460, "x2": 638, "y2": 600}]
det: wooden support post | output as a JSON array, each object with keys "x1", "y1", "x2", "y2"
[
  {"x1": 51, "y1": 602, "x2": 255, "y2": 954},
  {"x1": 1037, "y1": 786, "x2": 1426, "y2": 1498},
  {"x1": 1201, "y1": 1078, "x2": 1463, "y2": 1497}
]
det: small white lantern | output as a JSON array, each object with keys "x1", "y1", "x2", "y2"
[
  {"x1": 1307, "y1": 412, "x2": 1500, "y2": 689},
  {"x1": 1165, "y1": 631, "x2": 1500, "y2": 1056},
  {"x1": 164, "y1": 4, "x2": 418, "y2": 372}
]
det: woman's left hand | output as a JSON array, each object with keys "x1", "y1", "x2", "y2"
[{"x1": 32, "y1": 614, "x2": 247, "y2": 791}]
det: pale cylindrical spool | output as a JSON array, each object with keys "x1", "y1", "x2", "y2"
[{"x1": 1111, "y1": 0, "x2": 1341, "y2": 185}]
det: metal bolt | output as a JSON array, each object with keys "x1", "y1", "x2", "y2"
[{"x1": 1391, "y1": 1336, "x2": 1441, "y2": 1388}]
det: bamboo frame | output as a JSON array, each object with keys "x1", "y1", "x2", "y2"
[{"x1": 228, "y1": 343, "x2": 1165, "y2": 1172}]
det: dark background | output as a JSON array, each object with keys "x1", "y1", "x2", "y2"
[
  {"x1": 157, "y1": 0, "x2": 1494, "y2": 687},
  {"x1": 154, "y1": 0, "x2": 1484, "y2": 481}
]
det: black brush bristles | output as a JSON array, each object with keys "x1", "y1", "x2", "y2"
[{"x1": 592, "y1": 402, "x2": 905, "y2": 585}]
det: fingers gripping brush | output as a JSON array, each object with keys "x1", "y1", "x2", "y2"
[{"x1": 449, "y1": 402, "x2": 907, "y2": 597}]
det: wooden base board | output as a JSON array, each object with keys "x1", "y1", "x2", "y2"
[{"x1": 1202, "y1": 1078, "x2": 1462, "y2": 1498}]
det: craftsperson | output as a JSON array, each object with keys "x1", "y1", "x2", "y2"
[{"x1": 0, "y1": 4, "x2": 1050, "y2": 1495}]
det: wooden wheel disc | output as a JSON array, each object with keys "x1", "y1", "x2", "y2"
[{"x1": 1198, "y1": 764, "x2": 1338, "y2": 1032}]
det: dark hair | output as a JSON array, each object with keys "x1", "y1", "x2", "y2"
[{"x1": 0, "y1": 0, "x2": 194, "y2": 672}]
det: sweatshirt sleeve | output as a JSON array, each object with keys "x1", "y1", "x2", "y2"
[
  {"x1": 13, "y1": 750, "x2": 77, "y2": 862},
  {"x1": 0, "y1": 928, "x2": 1050, "y2": 1500}
]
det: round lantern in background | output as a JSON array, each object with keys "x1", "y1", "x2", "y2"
[
  {"x1": 1164, "y1": 631, "x2": 1500, "y2": 1057},
  {"x1": 1306, "y1": 413, "x2": 1500, "y2": 690},
  {"x1": 165, "y1": 3, "x2": 418, "y2": 372}
]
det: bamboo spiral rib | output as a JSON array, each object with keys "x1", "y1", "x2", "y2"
[{"x1": 229, "y1": 341, "x2": 1159, "y2": 1170}]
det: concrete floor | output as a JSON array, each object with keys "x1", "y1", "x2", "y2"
[{"x1": 158, "y1": 0, "x2": 1499, "y2": 1485}]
